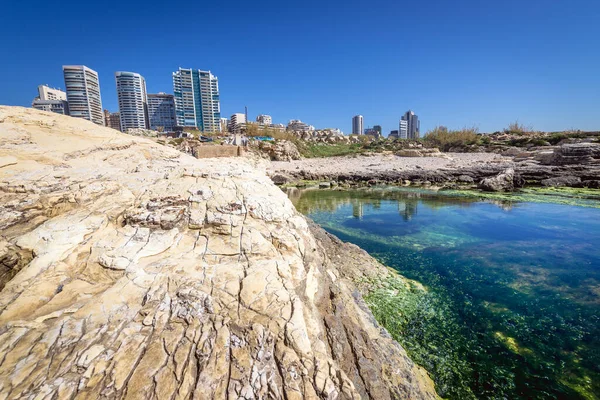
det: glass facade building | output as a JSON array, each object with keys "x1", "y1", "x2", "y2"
[
  {"x1": 401, "y1": 110, "x2": 420, "y2": 139},
  {"x1": 147, "y1": 93, "x2": 176, "y2": 132},
  {"x1": 352, "y1": 115, "x2": 364, "y2": 135},
  {"x1": 172, "y1": 68, "x2": 220, "y2": 132},
  {"x1": 63, "y1": 65, "x2": 104, "y2": 125}
]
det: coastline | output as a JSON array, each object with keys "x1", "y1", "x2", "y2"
[
  {"x1": 0, "y1": 106, "x2": 439, "y2": 399},
  {"x1": 268, "y1": 146, "x2": 600, "y2": 189}
]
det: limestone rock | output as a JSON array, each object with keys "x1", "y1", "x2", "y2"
[
  {"x1": 269, "y1": 172, "x2": 294, "y2": 186},
  {"x1": 541, "y1": 176, "x2": 582, "y2": 187},
  {"x1": 552, "y1": 143, "x2": 600, "y2": 165},
  {"x1": 261, "y1": 140, "x2": 302, "y2": 162},
  {"x1": 478, "y1": 168, "x2": 520, "y2": 192},
  {"x1": 0, "y1": 107, "x2": 438, "y2": 399}
]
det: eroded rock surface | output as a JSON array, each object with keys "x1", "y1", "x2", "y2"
[{"x1": 0, "y1": 107, "x2": 437, "y2": 399}]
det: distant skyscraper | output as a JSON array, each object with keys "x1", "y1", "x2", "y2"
[
  {"x1": 104, "y1": 110, "x2": 121, "y2": 131},
  {"x1": 352, "y1": 115, "x2": 364, "y2": 135},
  {"x1": 256, "y1": 114, "x2": 272, "y2": 125},
  {"x1": 172, "y1": 67, "x2": 221, "y2": 132},
  {"x1": 37, "y1": 85, "x2": 66, "y2": 101},
  {"x1": 115, "y1": 71, "x2": 148, "y2": 131},
  {"x1": 63, "y1": 65, "x2": 104, "y2": 125},
  {"x1": 373, "y1": 125, "x2": 382, "y2": 136},
  {"x1": 401, "y1": 110, "x2": 420, "y2": 139},
  {"x1": 399, "y1": 119, "x2": 408, "y2": 139},
  {"x1": 389, "y1": 130, "x2": 399, "y2": 139},
  {"x1": 147, "y1": 93, "x2": 176, "y2": 131}
]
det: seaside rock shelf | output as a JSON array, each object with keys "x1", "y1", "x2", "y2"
[
  {"x1": 0, "y1": 107, "x2": 437, "y2": 399},
  {"x1": 270, "y1": 143, "x2": 600, "y2": 190}
]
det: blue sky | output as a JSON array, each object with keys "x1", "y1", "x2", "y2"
[{"x1": 1, "y1": 0, "x2": 599, "y2": 134}]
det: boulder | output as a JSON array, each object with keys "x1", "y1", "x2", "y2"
[
  {"x1": 267, "y1": 140, "x2": 301, "y2": 161},
  {"x1": 269, "y1": 173, "x2": 294, "y2": 186},
  {"x1": 478, "y1": 168, "x2": 519, "y2": 192}
]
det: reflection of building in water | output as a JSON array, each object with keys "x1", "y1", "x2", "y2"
[
  {"x1": 352, "y1": 201, "x2": 364, "y2": 219},
  {"x1": 398, "y1": 199, "x2": 418, "y2": 221}
]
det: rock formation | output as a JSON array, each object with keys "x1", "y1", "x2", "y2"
[
  {"x1": 257, "y1": 140, "x2": 302, "y2": 162},
  {"x1": 0, "y1": 107, "x2": 437, "y2": 399},
  {"x1": 478, "y1": 168, "x2": 524, "y2": 192}
]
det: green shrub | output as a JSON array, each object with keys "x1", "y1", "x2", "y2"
[
  {"x1": 504, "y1": 121, "x2": 534, "y2": 135},
  {"x1": 424, "y1": 126, "x2": 480, "y2": 151}
]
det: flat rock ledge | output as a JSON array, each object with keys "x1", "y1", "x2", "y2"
[{"x1": 0, "y1": 107, "x2": 437, "y2": 399}]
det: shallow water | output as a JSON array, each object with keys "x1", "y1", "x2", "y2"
[{"x1": 289, "y1": 187, "x2": 600, "y2": 400}]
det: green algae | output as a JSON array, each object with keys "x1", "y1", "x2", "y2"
[
  {"x1": 442, "y1": 187, "x2": 600, "y2": 208},
  {"x1": 291, "y1": 186, "x2": 600, "y2": 400}
]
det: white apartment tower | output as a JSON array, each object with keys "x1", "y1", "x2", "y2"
[
  {"x1": 115, "y1": 72, "x2": 149, "y2": 131},
  {"x1": 62, "y1": 65, "x2": 104, "y2": 125},
  {"x1": 399, "y1": 119, "x2": 408, "y2": 139},
  {"x1": 401, "y1": 110, "x2": 420, "y2": 139},
  {"x1": 352, "y1": 115, "x2": 364, "y2": 135}
]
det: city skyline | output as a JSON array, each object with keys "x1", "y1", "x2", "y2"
[
  {"x1": 39, "y1": 63, "x2": 424, "y2": 136},
  {"x1": 2, "y1": 1, "x2": 599, "y2": 134}
]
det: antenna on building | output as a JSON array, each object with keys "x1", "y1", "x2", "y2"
[{"x1": 245, "y1": 106, "x2": 248, "y2": 123}]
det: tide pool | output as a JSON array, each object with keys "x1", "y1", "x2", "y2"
[{"x1": 290, "y1": 187, "x2": 600, "y2": 400}]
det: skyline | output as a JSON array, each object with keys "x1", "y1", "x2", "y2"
[{"x1": 1, "y1": 0, "x2": 599, "y2": 134}]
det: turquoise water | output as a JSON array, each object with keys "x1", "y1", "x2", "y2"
[{"x1": 290, "y1": 187, "x2": 600, "y2": 400}]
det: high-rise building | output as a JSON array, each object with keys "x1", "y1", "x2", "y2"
[
  {"x1": 399, "y1": 119, "x2": 408, "y2": 139},
  {"x1": 256, "y1": 114, "x2": 272, "y2": 125},
  {"x1": 352, "y1": 115, "x2": 364, "y2": 135},
  {"x1": 401, "y1": 110, "x2": 420, "y2": 139},
  {"x1": 229, "y1": 113, "x2": 246, "y2": 134},
  {"x1": 37, "y1": 85, "x2": 67, "y2": 101},
  {"x1": 32, "y1": 99, "x2": 69, "y2": 115},
  {"x1": 104, "y1": 110, "x2": 121, "y2": 131},
  {"x1": 172, "y1": 68, "x2": 221, "y2": 132},
  {"x1": 63, "y1": 65, "x2": 104, "y2": 125},
  {"x1": 389, "y1": 130, "x2": 399, "y2": 139},
  {"x1": 115, "y1": 71, "x2": 148, "y2": 131},
  {"x1": 147, "y1": 93, "x2": 176, "y2": 132}
]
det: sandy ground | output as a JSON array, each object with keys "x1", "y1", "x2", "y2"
[{"x1": 269, "y1": 153, "x2": 512, "y2": 175}]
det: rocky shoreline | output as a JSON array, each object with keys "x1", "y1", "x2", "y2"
[
  {"x1": 0, "y1": 107, "x2": 437, "y2": 399},
  {"x1": 269, "y1": 143, "x2": 600, "y2": 190}
]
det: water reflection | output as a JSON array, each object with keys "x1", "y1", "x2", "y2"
[
  {"x1": 288, "y1": 186, "x2": 600, "y2": 400},
  {"x1": 288, "y1": 187, "x2": 514, "y2": 219}
]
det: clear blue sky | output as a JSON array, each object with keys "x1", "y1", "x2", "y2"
[{"x1": 1, "y1": 0, "x2": 599, "y2": 134}]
